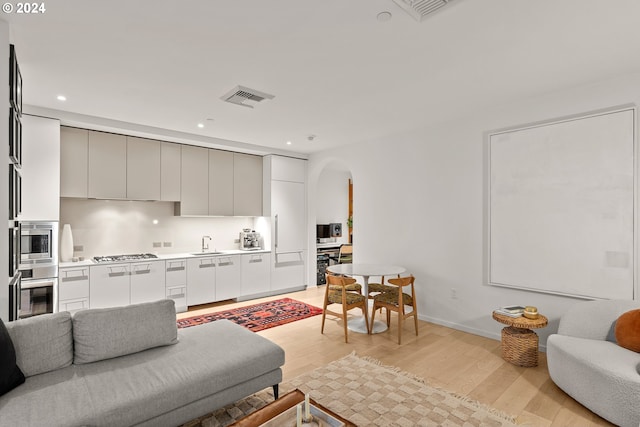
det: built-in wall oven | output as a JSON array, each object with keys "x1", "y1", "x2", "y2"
[{"x1": 19, "y1": 221, "x2": 58, "y2": 319}]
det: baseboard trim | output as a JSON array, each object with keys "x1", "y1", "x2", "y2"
[{"x1": 418, "y1": 313, "x2": 548, "y2": 352}]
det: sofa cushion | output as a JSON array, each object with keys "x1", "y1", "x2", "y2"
[
  {"x1": 73, "y1": 299, "x2": 178, "y2": 364},
  {"x1": 0, "y1": 318, "x2": 25, "y2": 396},
  {"x1": 6, "y1": 311, "x2": 73, "y2": 377},
  {"x1": 615, "y1": 309, "x2": 640, "y2": 352}
]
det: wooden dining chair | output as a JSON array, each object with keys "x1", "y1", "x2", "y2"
[
  {"x1": 321, "y1": 273, "x2": 370, "y2": 342},
  {"x1": 326, "y1": 270, "x2": 362, "y2": 294},
  {"x1": 337, "y1": 244, "x2": 353, "y2": 264},
  {"x1": 367, "y1": 275, "x2": 398, "y2": 300},
  {"x1": 370, "y1": 275, "x2": 418, "y2": 344}
]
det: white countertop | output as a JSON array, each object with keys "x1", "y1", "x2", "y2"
[{"x1": 59, "y1": 248, "x2": 271, "y2": 268}]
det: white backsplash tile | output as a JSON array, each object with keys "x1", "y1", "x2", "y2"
[{"x1": 60, "y1": 199, "x2": 265, "y2": 258}]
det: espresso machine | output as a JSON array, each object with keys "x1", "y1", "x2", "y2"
[{"x1": 240, "y1": 229, "x2": 262, "y2": 250}]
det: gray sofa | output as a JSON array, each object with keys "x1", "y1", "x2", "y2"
[
  {"x1": 0, "y1": 299, "x2": 285, "y2": 427},
  {"x1": 547, "y1": 299, "x2": 640, "y2": 427}
]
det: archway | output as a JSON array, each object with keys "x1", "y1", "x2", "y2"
[{"x1": 307, "y1": 158, "x2": 353, "y2": 287}]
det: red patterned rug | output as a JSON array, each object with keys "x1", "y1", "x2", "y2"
[{"x1": 177, "y1": 298, "x2": 323, "y2": 332}]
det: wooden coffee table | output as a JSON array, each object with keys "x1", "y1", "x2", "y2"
[
  {"x1": 230, "y1": 389, "x2": 356, "y2": 427},
  {"x1": 492, "y1": 311, "x2": 548, "y2": 367}
]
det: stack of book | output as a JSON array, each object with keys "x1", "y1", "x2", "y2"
[{"x1": 494, "y1": 305, "x2": 525, "y2": 317}]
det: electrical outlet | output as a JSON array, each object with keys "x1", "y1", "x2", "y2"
[
  {"x1": 234, "y1": 239, "x2": 240, "y2": 243},
  {"x1": 73, "y1": 245, "x2": 83, "y2": 252},
  {"x1": 152, "y1": 242, "x2": 162, "y2": 248},
  {"x1": 163, "y1": 242, "x2": 172, "y2": 247},
  {"x1": 450, "y1": 288, "x2": 457, "y2": 299}
]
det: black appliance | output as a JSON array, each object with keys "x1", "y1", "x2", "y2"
[
  {"x1": 316, "y1": 223, "x2": 342, "y2": 240},
  {"x1": 317, "y1": 253, "x2": 329, "y2": 285}
]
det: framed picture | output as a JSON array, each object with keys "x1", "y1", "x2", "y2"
[
  {"x1": 9, "y1": 108, "x2": 22, "y2": 166},
  {"x1": 9, "y1": 44, "x2": 22, "y2": 115}
]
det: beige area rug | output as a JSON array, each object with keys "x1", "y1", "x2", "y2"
[{"x1": 185, "y1": 352, "x2": 519, "y2": 427}]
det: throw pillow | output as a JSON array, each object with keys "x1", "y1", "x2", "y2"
[
  {"x1": 0, "y1": 318, "x2": 25, "y2": 396},
  {"x1": 73, "y1": 299, "x2": 178, "y2": 364},
  {"x1": 615, "y1": 309, "x2": 640, "y2": 352}
]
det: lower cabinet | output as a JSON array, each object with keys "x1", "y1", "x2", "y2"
[
  {"x1": 241, "y1": 253, "x2": 271, "y2": 297},
  {"x1": 58, "y1": 266, "x2": 90, "y2": 313},
  {"x1": 271, "y1": 252, "x2": 305, "y2": 291},
  {"x1": 130, "y1": 260, "x2": 165, "y2": 305},
  {"x1": 165, "y1": 258, "x2": 187, "y2": 312},
  {"x1": 186, "y1": 255, "x2": 242, "y2": 305},
  {"x1": 89, "y1": 261, "x2": 165, "y2": 309},
  {"x1": 215, "y1": 255, "x2": 241, "y2": 301},
  {"x1": 89, "y1": 263, "x2": 131, "y2": 309},
  {"x1": 186, "y1": 257, "x2": 216, "y2": 306}
]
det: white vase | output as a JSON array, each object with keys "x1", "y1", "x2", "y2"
[{"x1": 60, "y1": 224, "x2": 74, "y2": 262}]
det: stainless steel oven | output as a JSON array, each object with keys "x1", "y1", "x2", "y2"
[
  {"x1": 19, "y1": 278, "x2": 56, "y2": 319},
  {"x1": 19, "y1": 221, "x2": 58, "y2": 318},
  {"x1": 20, "y1": 221, "x2": 58, "y2": 279}
]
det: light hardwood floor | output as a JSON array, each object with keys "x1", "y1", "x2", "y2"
[{"x1": 177, "y1": 287, "x2": 613, "y2": 427}]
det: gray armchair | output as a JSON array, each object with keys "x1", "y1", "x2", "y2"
[{"x1": 547, "y1": 299, "x2": 640, "y2": 427}]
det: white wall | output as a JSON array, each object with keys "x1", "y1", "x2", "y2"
[
  {"x1": 308, "y1": 72, "x2": 640, "y2": 348},
  {"x1": 316, "y1": 168, "x2": 351, "y2": 245},
  {"x1": 59, "y1": 199, "x2": 262, "y2": 258}
]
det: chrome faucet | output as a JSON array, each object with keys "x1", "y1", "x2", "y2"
[{"x1": 201, "y1": 235, "x2": 212, "y2": 252}]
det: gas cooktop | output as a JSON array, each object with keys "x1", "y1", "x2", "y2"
[{"x1": 93, "y1": 253, "x2": 158, "y2": 263}]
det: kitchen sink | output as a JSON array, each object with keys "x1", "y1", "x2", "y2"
[{"x1": 190, "y1": 251, "x2": 224, "y2": 256}]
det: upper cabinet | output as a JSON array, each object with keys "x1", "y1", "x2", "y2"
[
  {"x1": 233, "y1": 153, "x2": 262, "y2": 216},
  {"x1": 60, "y1": 127, "x2": 88, "y2": 198},
  {"x1": 161, "y1": 142, "x2": 181, "y2": 201},
  {"x1": 178, "y1": 145, "x2": 209, "y2": 216},
  {"x1": 127, "y1": 136, "x2": 161, "y2": 200},
  {"x1": 21, "y1": 115, "x2": 60, "y2": 221},
  {"x1": 59, "y1": 127, "x2": 264, "y2": 216},
  {"x1": 88, "y1": 131, "x2": 127, "y2": 199},
  {"x1": 209, "y1": 149, "x2": 234, "y2": 216}
]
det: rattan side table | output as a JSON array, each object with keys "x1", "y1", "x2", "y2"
[{"x1": 492, "y1": 311, "x2": 548, "y2": 367}]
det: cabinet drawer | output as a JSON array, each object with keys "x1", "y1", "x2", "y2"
[
  {"x1": 59, "y1": 297, "x2": 89, "y2": 313},
  {"x1": 59, "y1": 267, "x2": 90, "y2": 300},
  {"x1": 167, "y1": 285, "x2": 187, "y2": 313},
  {"x1": 166, "y1": 259, "x2": 187, "y2": 287}
]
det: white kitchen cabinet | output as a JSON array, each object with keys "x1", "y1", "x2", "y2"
[
  {"x1": 186, "y1": 256, "x2": 216, "y2": 305},
  {"x1": 88, "y1": 131, "x2": 127, "y2": 199},
  {"x1": 127, "y1": 136, "x2": 161, "y2": 200},
  {"x1": 240, "y1": 252, "x2": 271, "y2": 297},
  {"x1": 270, "y1": 155, "x2": 306, "y2": 183},
  {"x1": 208, "y1": 149, "x2": 234, "y2": 216},
  {"x1": 178, "y1": 145, "x2": 209, "y2": 215},
  {"x1": 264, "y1": 155, "x2": 307, "y2": 290},
  {"x1": 129, "y1": 260, "x2": 165, "y2": 304},
  {"x1": 161, "y1": 142, "x2": 181, "y2": 201},
  {"x1": 233, "y1": 153, "x2": 262, "y2": 216},
  {"x1": 58, "y1": 266, "x2": 89, "y2": 313},
  {"x1": 165, "y1": 258, "x2": 187, "y2": 312},
  {"x1": 89, "y1": 263, "x2": 130, "y2": 309},
  {"x1": 21, "y1": 115, "x2": 60, "y2": 220},
  {"x1": 272, "y1": 180, "x2": 306, "y2": 253},
  {"x1": 60, "y1": 126, "x2": 88, "y2": 198},
  {"x1": 215, "y1": 255, "x2": 241, "y2": 301}
]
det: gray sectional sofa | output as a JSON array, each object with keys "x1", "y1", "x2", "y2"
[
  {"x1": 0, "y1": 299, "x2": 285, "y2": 427},
  {"x1": 547, "y1": 299, "x2": 640, "y2": 427}
]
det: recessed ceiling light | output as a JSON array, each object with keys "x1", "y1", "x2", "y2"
[
  {"x1": 197, "y1": 123, "x2": 204, "y2": 128},
  {"x1": 377, "y1": 11, "x2": 392, "y2": 22},
  {"x1": 57, "y1": 95, "x2": 67, "y2": 101},
  {"x1": 286, "y1": 141, "x2": 292, "y2": 145}
]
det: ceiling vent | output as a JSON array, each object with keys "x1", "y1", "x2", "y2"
[
  {"x1": 392, "y1": 0, "x2": 453, "y2": 22},
  {"x1": 220, "y1": 85, "x2": 275, "y2": 108}
]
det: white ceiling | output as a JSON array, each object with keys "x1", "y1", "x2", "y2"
[{"x1": 5, "y1": 0, "x2": 640, "y2": 154}]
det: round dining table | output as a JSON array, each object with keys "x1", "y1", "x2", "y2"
[{"x1": 326, "y1": 263, "x2": 406, "y2": 334}]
